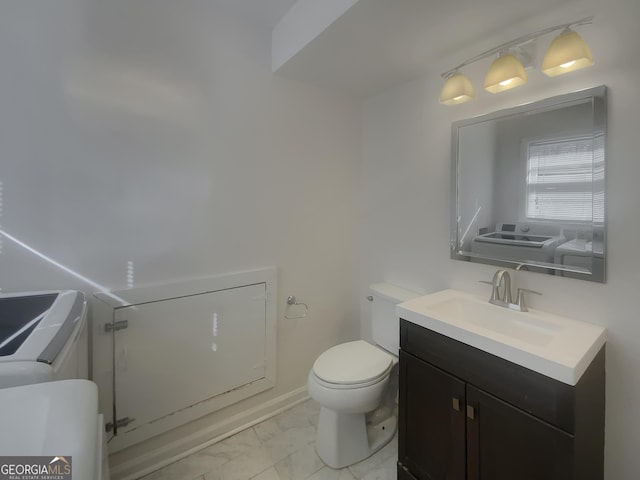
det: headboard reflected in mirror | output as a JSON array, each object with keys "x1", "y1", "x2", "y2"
[{"x1": 451, "y1": 86, "x2": 606, "y2": 283}]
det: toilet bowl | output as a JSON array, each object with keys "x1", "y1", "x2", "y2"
[
  {"x1": 308, "y1": 283, "x2": 420, "y2": 469},
  {"x1": 308, "y1": 340, "x2": 397, "y2": 469}
]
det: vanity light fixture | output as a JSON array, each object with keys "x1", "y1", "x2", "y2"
[
  {"x1": 484, "y1": 52, "x2": 528, "y2": 93},
  {"x1": 439, "y1": 17, "x2": 594, "y2": 105},
  {"x1": 542, "y1": 28, "x2": 594, "y2": 77},
  {"x1": 439, "y1": 72, "x2": 476, "y2": 105}
]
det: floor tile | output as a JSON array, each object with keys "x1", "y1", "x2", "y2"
[
  {"x1": 283, "y1": 399, "x2": 320, "y2": 428},
  {"x1": 171, "y1": 448, "x2": 230, "y2": 479},
  {"x1": 204, "y1": 446, "x2": 274, "y2": 480},
  {"x1": 359, "y1": 456, "x2": 396, "y2": 480},
  {"x1": 257, "y1": 422, "x2": 317, "y2": 465},
  {"x1": 274, "y1": 443, "x2": 324, "y2": 480},
  {"x1": 249, "y1": 467, "x2": 281, "y2": 480},
  {"x1": 253, "y1": 400, "x2": 317, "y2": 444},
  {"x1": 306, "y1": 466, "x2": 357, "y2": 480},
  {"x1": 139, "y1": 400, "x2": 397, "y2": 480},
  {"x1": 348, "y1": 435, "x2": 397, "y2": 480}
]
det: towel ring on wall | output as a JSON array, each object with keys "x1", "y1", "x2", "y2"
[{"x1": 285, "y1": 295, "x2": 308, "y2": 319}]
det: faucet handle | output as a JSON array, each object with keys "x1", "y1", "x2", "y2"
[
  {"x1": 478, "y1": 280, "x2": 493, "y2": 286},
  {"x1": 515, "y1": 288, "x2": 541, "y2": 312}
]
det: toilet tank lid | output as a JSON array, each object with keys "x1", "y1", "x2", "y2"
[{"x1": 369, "y1": 283, "x2": 421, "y2": 304}]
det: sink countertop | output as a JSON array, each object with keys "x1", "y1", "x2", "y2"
[{"x1": 397, "y1": 289, "x2": 606, "y2": 386}]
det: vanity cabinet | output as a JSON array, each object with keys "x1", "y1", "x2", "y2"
[{"x1": 398, "y1": 319, "x2": 605, "y2": 480}]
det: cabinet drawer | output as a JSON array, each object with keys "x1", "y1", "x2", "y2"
[{"x1": 401, "y1": 319, "x2": 576, "y2": 432}]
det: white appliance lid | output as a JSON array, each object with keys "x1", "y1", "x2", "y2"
[{"x1": 313, "y1": 340, "x2": 392, "y2": 385}]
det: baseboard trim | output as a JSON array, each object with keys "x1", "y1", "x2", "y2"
[{"x1": 110, "y1": 387, "x2": 310, "y2": 480}]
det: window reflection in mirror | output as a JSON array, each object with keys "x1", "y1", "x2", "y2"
[{"x1": 451, "y1": 86, "x2": 606, "y2": 283}]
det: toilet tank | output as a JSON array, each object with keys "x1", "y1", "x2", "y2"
[{"x1": 369, "y1": 283, "x2": 421, "y2": 354}]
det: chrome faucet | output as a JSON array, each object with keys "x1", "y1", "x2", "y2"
[
  {"x1": 488, "y1": 269, "x2": 513, "y2": 306},
  {"x1": 481, "y1": 269, "x2": 541, "y2": 312}
]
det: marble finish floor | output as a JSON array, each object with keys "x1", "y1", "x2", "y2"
[{"x1": 141, "y1": 400, "x2": 397, "y2": 480}]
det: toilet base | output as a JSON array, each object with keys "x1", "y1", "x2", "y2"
[{"x1": 315, "y1": 406, "x2": 397, "y2": 469}]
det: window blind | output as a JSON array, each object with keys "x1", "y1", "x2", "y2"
[{"x1": 526, "y1": 137, "x2": 595, "y2": 222}]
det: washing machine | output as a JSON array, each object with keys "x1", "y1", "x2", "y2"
[
  {"x1": 0, "y1": 290, "x2": 88, "y2": 388},
  {"x1": 0, "y1": 379, "x2": 109, "y2": 479},
  {"x1": 554, "y1": 239, "x2": 604, "y2": 279}
]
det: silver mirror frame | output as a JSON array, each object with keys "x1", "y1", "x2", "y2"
[{"x1": 450, "y1": 86, "x2": 607, "y2": 283}]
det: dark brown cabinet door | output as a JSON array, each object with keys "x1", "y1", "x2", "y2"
[
  {"x1": 399, "y1": 351, "x2": 466, "y2": 480},
  {"x1": 466, "y1": 385, "x2": 574, "y2": 480},
  {"x1": 397, "y1": 464, "x2": 420, "y2": 480}
]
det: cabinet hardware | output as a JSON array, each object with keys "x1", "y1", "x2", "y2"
[
  {"x1": 466, "y1": 405, "x2": 476, "y2": 420},
  {"x1": 105, "y1": 320, "x2": 128, "y2": 332},
  {"x1": 452, "y1": 397, "x2": 461, "y2": 411}
]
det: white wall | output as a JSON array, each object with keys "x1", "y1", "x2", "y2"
[
  {"x1": 361, "y1": 0, "x2": 640, "y2": 478},
  {"x1": 457, "y1": 120, "x2": 496, "y2": 250},
  {"x1": 0, "y1": 0, "x2": 361, "y2": 472}
]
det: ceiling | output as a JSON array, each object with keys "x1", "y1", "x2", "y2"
[
  {"x1": 273, "y1": 0, "x2": 593, "y2": 99},
  {"x1": 214, "y1": 0, "x2": 297, "y2": 29}
]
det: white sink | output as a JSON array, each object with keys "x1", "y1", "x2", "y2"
[
  {"x1": 397, "y1": 289, "x2": 606, "y2": 385},
  {"x1": 0, "y1": 379, "x2": 100, "y2": 479}
]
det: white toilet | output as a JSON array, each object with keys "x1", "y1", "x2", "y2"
[{"x1": 307, "y1": 283, "x2": 420, "y2": 469}]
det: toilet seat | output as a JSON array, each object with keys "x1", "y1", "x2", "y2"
[{"x1": 312, "y1": 340, "x2": 393, "y2": 388}]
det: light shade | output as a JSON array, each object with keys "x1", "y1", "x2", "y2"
[
  {"x1": 483, "y1": 53, "x2": 528, "y2": 93},
  {"x1": 542, "y1": 30, "x2": 594, "y2": 77},
  {"x1": 439, "y1": 73, "x2": 475, "y2": 106}
]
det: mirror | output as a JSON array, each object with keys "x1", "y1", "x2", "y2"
[{"x1": 451, "y1": 86, "x2": 606, "y2": 283}]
